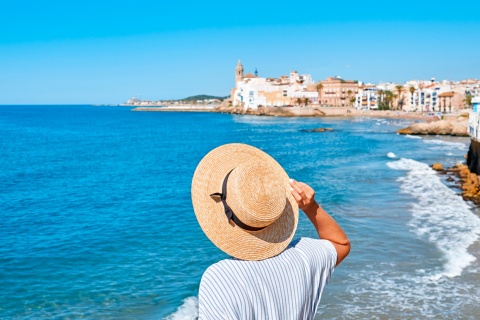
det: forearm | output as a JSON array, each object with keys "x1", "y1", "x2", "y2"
[
  {"x1": 289, "y1": 179, "x2": 350, "y2": 265},
  {"x1": 304, "y1": 202, "x2": 350, "y2": 266}
]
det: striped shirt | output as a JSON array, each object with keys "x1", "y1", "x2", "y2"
[{"x1": 198, "y1": 237, "x2": 337, "y2": 320}]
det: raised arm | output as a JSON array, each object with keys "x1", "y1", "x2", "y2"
[{"x1": 289, "y1": 179, "x2": 350, "y2": 266}]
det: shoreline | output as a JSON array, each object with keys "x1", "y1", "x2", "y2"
[
  {"x1": 133, "y1": 105, "x2": 450, "y2": 120},
  {"x1": 131, "y1": 105, "x2": 217, "y2": 112}
]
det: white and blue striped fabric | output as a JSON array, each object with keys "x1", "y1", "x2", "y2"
[{"x1": 198, "y1": 237, "x2": 337, "y2": 319}]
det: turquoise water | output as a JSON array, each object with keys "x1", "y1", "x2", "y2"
[{"x1": 1, "y1": 105, "x2": 479, "y2": 319}]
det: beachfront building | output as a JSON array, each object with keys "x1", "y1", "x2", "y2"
[
  {"x1": 354, "y1": 85, "x2": 378, "y2": 110},
  {"x1": 231, "y1": 61, "x2": 318, "y2": 110},
  {"x1": 468, "y1": 96, "x2": 480, "y2": 140},
  {"x1": 473, "y1": 96, "x2": 480, "y2": 113},
  {"x1": 317, "y1": 76, "x2": 360, "y2": 107},
  {"x1": 235, "y1": 60, "x2": 244, "y2": 87},
  {"x1": 401, "y1": 78, "x2": 480, "y2": 112}
]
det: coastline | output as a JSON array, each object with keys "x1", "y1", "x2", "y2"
[
  {"x1": 220, "y1": 106, "x2": 430, "y2": 119},
  {"x1": 131, "y1": 105, "x2": 217, "y2": 112},
  {"x1": 132, "y1": 104, "x2": 440, "y2": 120}
]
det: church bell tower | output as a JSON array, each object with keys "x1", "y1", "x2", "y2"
[{"x1": 235, "y1": 60, "x2": 244, "y2": 87}]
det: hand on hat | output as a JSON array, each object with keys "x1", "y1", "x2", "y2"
[
  {"x1": 290, "y1": 179, "x2": 351, "y2": 266},
  {"x1": 289, "y1": 179, "x2": 319, "y2": 215}
]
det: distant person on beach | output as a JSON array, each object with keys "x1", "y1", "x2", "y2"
[{"x1": 191, "y1": 143, "x2": 350, "y2": 319}]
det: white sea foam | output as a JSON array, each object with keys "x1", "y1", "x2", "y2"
[
  {"x1": 164, "y1": 297, "x2": 198, "y2": 320},
  {"x1": 422, "y1": 139, "x2": 468, "y2": 151},
  {"x1": 387, "y1": 158, "x2": 480, "y2": 279},
  {"x1": 326, "y1": 158, "x2": 480, "y2": 318},
  {"x1": 404, "y1": 135, "x2": 422, "y2": 139},
  {"x1": 387, "y1": 152, "x2": 397, "y2": 159}
]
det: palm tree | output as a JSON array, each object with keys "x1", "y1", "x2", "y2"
[
  {"x1": 464, "y1": 94, "x2": 473, "y2": 108},
  {"x1": 349, "y1": 97, "x2": 356, "y2": 107},
  {"x1": 409, "y1": 86, "x2": 415, "y2": 110},
  {"x1": 346, "y1": 89, "x2": 354, "y2": 106},
  {"x1": 296, "y1": 98, "x2": 302, "y2": 106},
  {"x1": 316, "y1": 83, "x2": 324, "y2": 106},
  {"x1": 377, "y1": 90, "x2": 385, "y2": 109},
  {"x1": 384, "y1": 90, "x2": 394, "y2": 110},
  {"x1": 304, "y1": 97, "x2": 310, "y2": 107},
  {"x1": 395, "y1": 85, "x2": 404, "y2": 110}
]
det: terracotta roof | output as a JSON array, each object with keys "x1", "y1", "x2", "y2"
[
  {"x1": 244, "y1": 73, "x2": 255, "y2": 79},
  {"x1": 438, "y1": 92, "x2": 455, "y2": 97}
]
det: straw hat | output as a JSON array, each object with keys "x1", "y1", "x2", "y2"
[{"x1": 191, "y1": 143, "x2": 298, "y2": 261}]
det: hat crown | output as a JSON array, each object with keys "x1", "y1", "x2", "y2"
[{"x1": 227, "y1": 161, "x2": 286, "y2": 229}]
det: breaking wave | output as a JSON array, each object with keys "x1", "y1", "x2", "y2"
[
  {"x1": 387, "y1": 158, "x2": 480, "y2": 279},
  {"x1": 164, "y1": 297, "x2": 198, "y2": 320}
]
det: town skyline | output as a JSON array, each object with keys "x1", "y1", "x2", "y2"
[{"x1": 0, "y1": 0, "x2": 479, "y2": 104}]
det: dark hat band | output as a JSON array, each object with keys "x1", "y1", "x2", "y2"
[{"x1": 210, "y1": 169, "x2": 266, "y2": 232}]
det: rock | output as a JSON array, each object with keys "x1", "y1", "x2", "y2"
[
  {"x1": 301, "y1": 128, "x2": 334, "y2": 133},
  {"x1": 397, "y1": 117, "x2": 468, "y2": 136},
  {"x1": 432, "y1": 163, "x2": 444, "y2": 171},
  {"x1": 216, "y1": 106, "x2": 326, "y2": 117},
  {"x1": 397, "y1": 127, "x2": 413, "y2": 135},
  {"x1": 448, "y1": 162, "x2": 480, "y2": 205}
]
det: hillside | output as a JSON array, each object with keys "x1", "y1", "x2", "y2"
[{"x1": 181, "y1": 94, "x2": 228, "y2": 101}]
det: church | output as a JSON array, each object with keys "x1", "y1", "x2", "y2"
[{"x1": 230, "y1": 60, "x2": 319, "y2": 110}]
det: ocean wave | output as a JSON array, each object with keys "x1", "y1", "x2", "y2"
[
  {"x1": 404, "y1": 135, "x2": 422, "y2": 139},
  {"x1": 341, "y1": 267, "x2": 479, "y2": 318},
  {"x1": 330, "y1": 157, "x2": 480, "y2": 317},
  {"x1": 422, "y1": 139, "x2": 468, "y2": 151},
  {"x1": 387, "y1": 152, "x2": 397, "y2": 159},
  {"x1": 164, "y1": 297, "x2": 198, "y2": 320},
  {"x1": 387, "y1": 158, "x2": 480, "y2": 279}
]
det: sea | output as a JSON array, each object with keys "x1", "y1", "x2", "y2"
[{"x1": 1, "y1": 105, "x2": 479, "y2": 319}]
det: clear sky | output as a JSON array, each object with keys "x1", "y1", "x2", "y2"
[{"x1": 0, "y1": 0, "x2": 479, "y2": 104}]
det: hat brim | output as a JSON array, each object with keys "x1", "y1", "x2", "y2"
[{"x1": 191, "y1": 143, "x2": 298, "y2": 261}]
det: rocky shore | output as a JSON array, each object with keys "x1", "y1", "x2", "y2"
[
  {"x1": 433, "y1": 162, "x2": 480, "y2": 205},
  {"x1": 397, "y1": 116, "x2": 468, "y2": 136},
  {"x1": 214, "y1": 105, "x2": 430, "y2": 119},
  {"x1": 214, "y1": 105, "x2": 326, "y2": 117}
]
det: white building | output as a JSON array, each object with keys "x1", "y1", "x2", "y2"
[
  {"x1": 355, "y1": 86, "x2": 378, "y2": 109},
  {"x1": 468, "y1": 97, "x2": 480, "y2": 140},
  {"x1": 232, "y1": 64, "x2": 317, "y2": 110}
]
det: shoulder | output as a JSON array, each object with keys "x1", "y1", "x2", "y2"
[
  {"x1": 290, "y1": 237, "x2": 337, "y2": 269},
  {"x1": 199, "y1": 260, "x2": 248, "y2": 318},
  {"x1": 199, "y1": 259, "x2": 244, "y2": 296},
  {"x1": 200, "y1": 260, "x2": 231, "y2": 287}
]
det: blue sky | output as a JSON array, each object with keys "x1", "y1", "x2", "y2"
[{"x1": 0, "y1": 0, "x2": 479, "y2": 104}]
